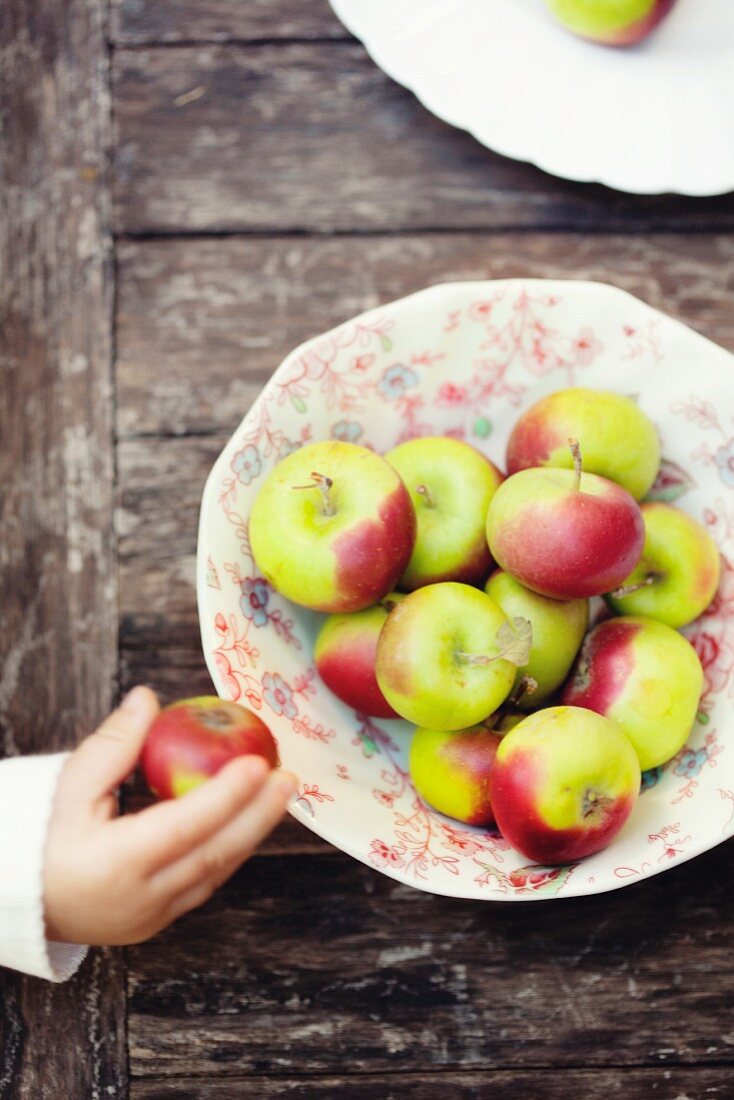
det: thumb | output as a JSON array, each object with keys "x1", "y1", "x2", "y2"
[{"x1": 62, "y1": 686, "x2": 160, "y2": 804}]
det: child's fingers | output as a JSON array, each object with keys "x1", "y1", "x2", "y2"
[
  {"x1": 154, "y1": 769, "x2": 297, "y2": 906},
  {"x1": 117, "y1": 754, "x2": 273, "y2": 873},
  {"x1": 59, "y1": 686, "x2": 160, "y2": 806}
]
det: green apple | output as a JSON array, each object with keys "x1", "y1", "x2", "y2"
[
  {"x1": 490, "y1": 706, "x2": 641, "y2": 864},
  {"x1": 563, "y1": 615, "x2": 704, "y2": 770},
  {"x1": 249, "y1": 441, "x2": 416, "y2": 612},
  {"x1": 606, "y1": 503, "x2": 721, "y2": 629},
  {"x1": 546, "y1": 0, "x2": 677, "y2": 46},
  {"x1": 375, "y1": 582, "x2": 530, "y2": 731},
  {"x1": 385, "y1": 436, "x2": 503, "y2": 589},
  {"x1": 410, "y1": 724, "x2": 503, "y2": 826},
  {"x1": 506, "y1": 387, "x2": 660, "y2": 500},
  {"x1": 485, "y1": 570, "x2": 588, "y2": 708}
]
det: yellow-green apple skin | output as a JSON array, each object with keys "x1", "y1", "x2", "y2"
[
  {"x1": 546, "y1": 0, "x2": 677, "y2": 46},
  {"x1": 606, "y1": 503, "x2": 721, "y2": 629},
  {"x1": 385, "y1": 436, "x2": 503, "y2": 589},
  {"x1": 485, "y1": 570, "x2": 588, "y2": 708},
  {"x1": 249, "y1": 441, "x2": 416, "y2": 612},
  {"x1": 410, "y1": 725, "x2": 503, "y2": 826},
  {"x1": 314, "y1": 594, "x2": 404, "y2": 718},
  {"x1": 486, "y1": 466, "x2": 644, "y2": 600},
  {"x1": 506, "y1": 388, "x2": 660, "y2": 500},
  {"x1": 562, "y1": 616, "x2": 704, "y2": 770},
  {"x1": 375, "y1": 583, "x2": 517, "y2": 730},
  {"x1": 489, "y1": 706, "x2": 641, "y2": 864}
]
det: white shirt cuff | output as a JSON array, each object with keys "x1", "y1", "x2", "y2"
[{"x1": 0, "y1": 753, "x2": 88, "y2": 982}]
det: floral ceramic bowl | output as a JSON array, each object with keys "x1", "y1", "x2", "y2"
[{"x1": 197, "y1": 280, "x2": 734, "y2": 900}]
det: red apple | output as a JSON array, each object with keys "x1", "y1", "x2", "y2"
[
  {"x1": 490, "y1": 706, "x2": 640, "y2": 864},
  {"x1": 314, "y1": 594, "x2": 404, "y2": 717},
  {"x1": 141, "y1": 696, "x2": 279, "y2": 799},
  {"x1": 486, "y1": 442, "x2": 644, "y2": 599}
]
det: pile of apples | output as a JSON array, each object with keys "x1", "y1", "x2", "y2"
[{"x1": 248, "y1": 387, "x2": 720, "y2": 866}]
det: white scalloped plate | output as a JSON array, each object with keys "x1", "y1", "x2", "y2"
[
  {"x1": 330, "y1": 0, "x2": 734, "y2": 196},
  {"x1": 197, "y1": 280, "x2": 734, "y2": 900}
]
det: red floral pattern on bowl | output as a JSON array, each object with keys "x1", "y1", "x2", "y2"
[{"x1": 197, "y1": 280, "x2": 734, "y2": 900}]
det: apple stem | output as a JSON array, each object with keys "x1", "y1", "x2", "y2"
[
  {"x1": 416, "y1": 483, "x2": 435, "y2": 508},
  {"x1": 568, "y1": 437, "x2": 583, "y2": 492},
  {"x1": 511, "y1": 675, "x2": 538, "y2": 706},
  {"x1": 456, "y1": 651, "x2": 493, "y2": 668},
  {"x1": 610, "y1": 572, "x2": 662, "y2": 599},
  {"x1": 292, "y1": 471, "x2": 335, "y2": 517}
]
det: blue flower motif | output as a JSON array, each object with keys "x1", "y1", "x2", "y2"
[
  {"x1": 714, "y1": 441, "x2": 734, "y2": 488},
  {"x1": 378, "y1": 363, "x2": 419, "y2": 401},
  {"x1": 640, "y1": 767, "x2": 663, "y2": 792},
  {"x1": 331, "y1": 420, "x2": 363, "y2": 443},
  {"x1": 240, "y1": 577, "x2": 269, "y2": 627},
  {"x1": 232, "y1": 444, "x2": 261, "y2": 485},
  {"x1": 674, "y1": 747, "x2": 708, "y2": 779},
  {"x1": 262, "y1": 672, "x2": 298, "y2": 719}
]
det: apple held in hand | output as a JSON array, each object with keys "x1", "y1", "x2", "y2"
[
  {"x1": 562, "y1": 616, "x2": 704, "y2": 770},
  {"x1": 375, "y1": 582, "x2": 531, "y2": 731},
  {"x1": 546, "y1": 0, "x2": 677, "y2": 46},
  {"x1": 485, "y1": 570, "x2": 588, "y2": 708},
  {"x1": 141, "y1": 697, "x2": 279, "y2": 799},
  {"x1": 486, "y1": 441, "x2": 644, "y2": 600},
  {"x1": 385, "y1": 436, "x2": 503, "y2": 589},
  {"x1": 490, "y1": 706, "x2": 640, "y2": 864},
  {"x1": 507, "y1": 388, "x2": 660, "y2": 500},
  {"x1": 606, "y1": 503, "x2": 721, "y2": 629},
  {"x1": 314, "y1": 594, "x2": 404, "y2": 718},
  {"x1": 249, "y1": 441, "x2": 416, "y2": 613},
  {"x1": 410, "y1": 724, "x2": 503, "y2": 826}
]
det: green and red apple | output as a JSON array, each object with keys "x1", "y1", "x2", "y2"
[
  {"x1": 314, "y1": 594, "x2": 404, "y2": 718},
  {"x1": 486, "y1": 446, "x2": 644, "y2": 600},
  {"x1": 249, "y1": 441, "x2": 416, "y2": 612},
  {"x1": 506, "y1": 388, "x2": 660, "y2": 500},
  {"x1": 385, "y1": 436, "x2": 503, "y2": 589},
  {"x1": 545, "y1": 0, "x2": 677, "y2": 46},
  {"x1": 606, "y1": 503, "x2": 721, "y2": 628},
  {"x1": 563, "y1": 615, "x2": 704, "y2": 770},
  {"x1": 141, "y1": 697, "x2": 279, "y2": 799},
  {"x1": 375, "y1": 582, "x2": 530, "y2": 731},
  {"x1": 490, "y1": 706, "x2": 640, "y2": 864},
  {"x1": 485, "y1": 570, "x2": 588, "y2": 708},
  {"x1": 409, "y1": 724, "x2": 503, "y2": 826}
]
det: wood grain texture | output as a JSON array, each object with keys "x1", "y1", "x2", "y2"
[
  {"x1": 111, "y1": 0, "x2": 351, "y2": 45},
  {"x1": 0, "y1": 0, "x2": 125, "y2": 1095},
  {"x1": 116, "y1": 232, "x2": 734, "y2": 438},
  {"x1": 132, "y1": 1068, "x2": 734, "y2": 1099},
  {"x1": 127, "y1": 847, "x2": 734, "y2": 1078},
  {"x1": 111, "y1": 46, "x2": 734, "y2": 236}
]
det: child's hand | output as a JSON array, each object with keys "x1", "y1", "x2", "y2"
[{"x1": 43, "y1": 686, "x2": 297, "y2": 946}]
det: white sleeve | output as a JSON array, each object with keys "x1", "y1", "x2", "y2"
[{"x1": 0, "y1": 753, "x2": 88, "y2": 982}]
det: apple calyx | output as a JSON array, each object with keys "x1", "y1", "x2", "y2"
[
  {"x1": 581, "y1": 787, "x2": 614, "y2": 820},
  {"x1": 609, "y1": 572, "x2": 664, "y2": 599},
  {"x1": 378, "y1": 597, "x2": 399, "y2": 613},
  {"x1": 293, "y1": 470, "x2": 336, "y2": 517},
  {"x1": 456, "y1": 616, "x2": 533, "y2": 670},
  {"x1": 568, "y1": 436, "x2": 583, "y2": 492},
  {"x1": 415, "y1": 483, "x2": 436, "y2": 508}
]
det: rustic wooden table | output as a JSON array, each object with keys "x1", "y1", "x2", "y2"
[{"x1": 2, "y1": 1, "x2": 734, "y2": 1096}]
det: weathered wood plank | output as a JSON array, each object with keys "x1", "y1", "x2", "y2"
[
  {"x1": 111, "y1": 0, "x2": 351, "y2": 45},
  {"x1": 116, "y1": 232, "x2": 734, "y2": 438},
  {"x1": 127, "y1": 846, "x2": 734, "y2": 1077},
  {"x1": 112, "y1": 46, "x2": 734, "y2": 235},
  {"x1": 132, "y1": 1068, "x2": 734, "y2": 1099},
  {"x1": 0, "y1": 0, "x2": 126, "y2": 1096}
]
